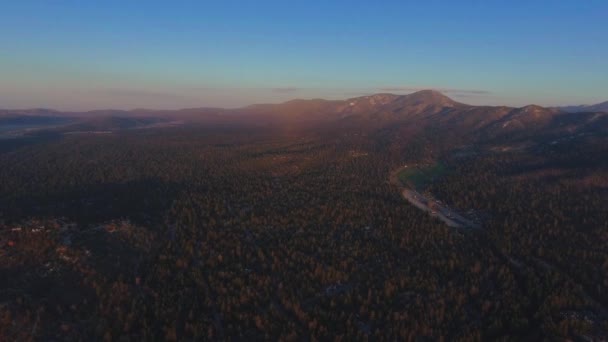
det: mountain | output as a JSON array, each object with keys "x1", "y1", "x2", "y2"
[
  {"x1": 0, "y1": 90, "x2": 532, "y2": 125},
  {"x1": 386, "y1": 89, "x2": 466, "y2": 112},
  {"x1": 556, "y1": 101, "x2": 608, "y2": 113},
  {"x1": 484, "y1": 105, "x2": 561, "y2": 132},
  {"x1": 236, "y1": 90, "x2": 468, "y2": 122},
  {"x1": 230, "y1": 90, "x2": 608, "y2": 149},
  {"x1": 3, "y1": 90, "x2": 607, "y2": 140}
]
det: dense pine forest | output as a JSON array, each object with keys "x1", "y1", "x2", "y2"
[{"x1": 1, "y1": 92, "x2": 607, "y2": 340}]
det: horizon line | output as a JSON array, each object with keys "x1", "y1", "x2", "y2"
[{"x1": 2, "y1": 89, "x2": 598, "y2": 113}]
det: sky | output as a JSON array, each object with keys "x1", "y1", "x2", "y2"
[{"x1": 0, "y1": 0, "x2": 607, "y2": 110}]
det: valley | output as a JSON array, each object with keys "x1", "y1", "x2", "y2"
[
  {"x1": 1, "y1": 90, "x2": 607, "y2": 340},
  {"x1": 2, "y1": 1, "x2": 606, "y2": 339}
]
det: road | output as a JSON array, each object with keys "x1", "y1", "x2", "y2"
[
  {"x1": 401, "y1": 189, "x2": 478, "y2": 228},
  {"x1": 390, "y1": 165, "x2": 479, "y2": 228}
]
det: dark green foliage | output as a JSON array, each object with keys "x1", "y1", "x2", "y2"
[{"x1": 0, "y1": 124, "x2": 606, "y2": 340}]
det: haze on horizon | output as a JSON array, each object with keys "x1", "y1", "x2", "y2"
[{"x1": 1, "y1": 1, "x2": 607, "y2": 111}]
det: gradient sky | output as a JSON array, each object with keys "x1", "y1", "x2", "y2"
[{"x1": 1, "y1": 0, "x2": 607, "y2": 110}]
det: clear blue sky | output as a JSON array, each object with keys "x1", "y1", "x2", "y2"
[{"x1": 1, "y1": 0, "x2": 606, "y2": 110}]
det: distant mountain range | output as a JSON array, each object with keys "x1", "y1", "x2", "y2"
[
  {"x1": 555, "y1": 101, "x2": 608, "y2": 113},
  {"x1": 1, "y1": 90, "x2": 607, "y2": 140}
]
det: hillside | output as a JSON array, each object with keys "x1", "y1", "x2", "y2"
[{"x1": 556, "y1": 101, "x2": 608, "y2": 113}]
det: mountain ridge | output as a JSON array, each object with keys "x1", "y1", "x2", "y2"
[
  {"x1": 555, "y1": 100, "x2": 608, "y2": 113},
  {"x1": 0, "y1": 89, "x2": 552, "y2": 116},
  {"x1": 2, "y1": 90, "x2": 606, "y2": 139}
]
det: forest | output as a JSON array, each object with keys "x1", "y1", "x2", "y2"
[{"x1": 0, "y1": 120, "x2": 607, "y2": 341}]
